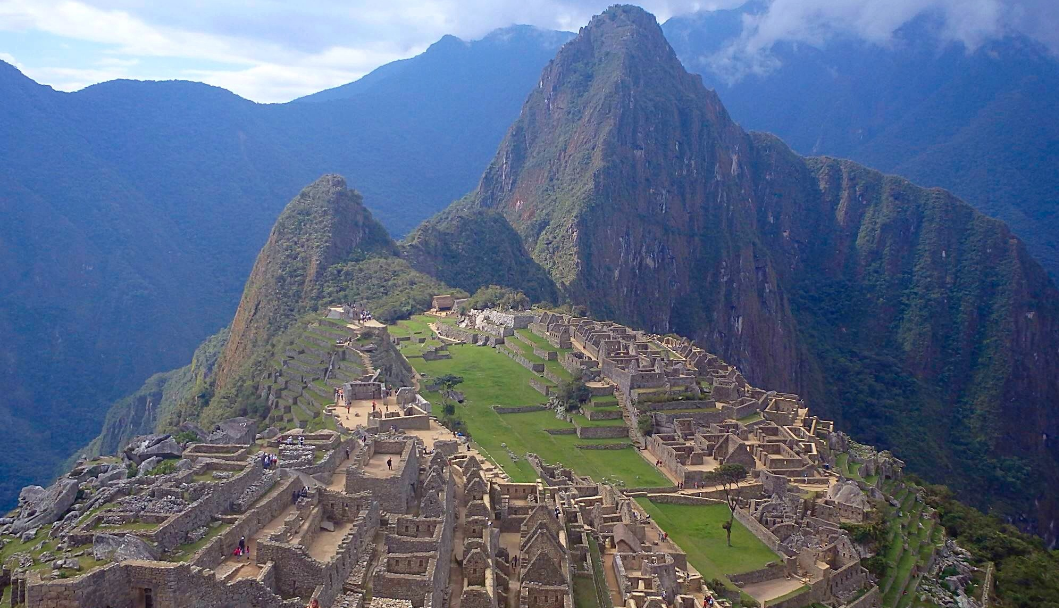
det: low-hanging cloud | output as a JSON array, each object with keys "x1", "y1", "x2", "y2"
[
  {"x1": 707, "y1": 0, "x2": 1059, "y2": 81},
  {"x1": 1, "y1": 0, "x2": 1055, "y2": 101}
]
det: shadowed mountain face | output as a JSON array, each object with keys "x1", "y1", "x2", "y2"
[
  {"x1": 406, "y1": 5, "x2": 1059, "y2": 542},
  {"x1": 0, "y1": 27, "x2": 569, "y2": 508},
  {"x1": 662, "y1": 6, "x2": 1059, "y2": 281}
]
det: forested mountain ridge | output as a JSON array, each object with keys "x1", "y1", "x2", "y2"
[
  {"x1": 663, "y1": 5, "x2": 1059, "y2": 280},
  {"x1": 88, "y1": 175, "x2": 458, "y2": 451},
  {"x1": 405, "y1": 5, "x2": 1059, "y2": 542},
  {"x1": 0, "y1": 26, "x2": 567, "y2": 509}
]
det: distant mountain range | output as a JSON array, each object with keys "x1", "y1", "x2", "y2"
[
  {"x1": 0, "y1": 26, "x2": 570, "y2": 506},
  {"x1": 2, "y1": 2, "x2": 1057, "y2": 524}
]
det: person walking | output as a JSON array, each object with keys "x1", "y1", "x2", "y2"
[
  {"x1": 386, "y1": 457, "x2": 393, "y2": 470},
  {"x1": 239, "y1": 536, "x2": 247, "y2": 560}
]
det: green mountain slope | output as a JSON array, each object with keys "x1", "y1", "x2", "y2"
[
  {"x1": 406, "y1": 5, "x2": 1059, "y2": 542},
  {"x1": 0, "y1": 26, "x2": 564, "y2": 508},
  {"x1": 88, "y1": 174, "x2": 457, "y2": 449}
]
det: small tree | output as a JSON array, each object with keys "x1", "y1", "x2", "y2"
[
  {"x1": 716, "y1": 463, "x2": 748, "y2": 547},
  {"x1": 555, "y1": 375, "x2": 591, "y2": 412},
  {"x1": 436, "y1": 374, "x2": 464, "y2": 416},
  {"x1": 638, "y1": 416, "x2": 654, "y2": 436}
]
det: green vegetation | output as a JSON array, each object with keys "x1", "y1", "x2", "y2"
[
  {"x1": 146, "y1": 458, "x2": 180, "y2": 476},
  {"x1": 167, "y1": 522, "x2": 233, "y2": 562},
  {"x1": 573, "y1": 575, "x2": 602, "y2": 608},
  {"x1": 919, "y1": 483, "x2": 1059, "y2": 608},
  {"x1": 554, "y1": 375, "x2": 591, "y2": 412},
  {"x1": 402, "y1": 341, "x2": 665, "y2": 487},
  {"x1": 462, "y1": 285, "x2": 530, "y2": 311},
  {"x1": 635, "y1": 499, "x2": 779, "y2": 580}
]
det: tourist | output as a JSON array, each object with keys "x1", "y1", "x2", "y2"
[
  {"x1": 239, "y1": 536, "x2": 248, "y2": 560},
  {"x1": 386, "y1": 457, "x2": 393, "y2": 470},
  {"x1": 299, "y1": 435, "x2": 304, "y2": 446},
  {"x1": 308, "y1": 599, "x2": 320, "y2": 608}
]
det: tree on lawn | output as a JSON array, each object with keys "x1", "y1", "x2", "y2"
[
  {"x1": 716, "y1": 463, "x2": 749, "y2": 547},
  {"x1": 436, "y1": 374, "x2": 464, "y2": 416},
  {"x1": 555, "y1": 374, "x2": 591, "y2": 412}
]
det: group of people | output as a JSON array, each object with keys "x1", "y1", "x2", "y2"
[
  {"x1": 292, "y1": 485, "x2": 310, "y2": 504},
  {"x1": 261, "y1": 452, "x2": 279, "y2": 469},
  {"x1": 232, "y1": 535, "x2": 250, "y2": 560},
  {"x1": 284, "y1": 435, "x2": 306, "y2": 446}
]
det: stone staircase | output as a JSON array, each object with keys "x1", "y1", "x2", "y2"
[{"x1": 615, "y1": 389, "x2": 644, "y2": 447}]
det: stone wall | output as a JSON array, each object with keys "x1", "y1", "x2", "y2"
[
  {"x1": 346, "y1": 438, "x2": 419, "y2": 513},
  {"x1": 149, "y1": 461, "x2": 265, "y2": 551},
  {"x1": 542, "y1": 368, "x2": 566, "y2": 385},
  {"x1": 191, "y1": 475, "x2": 300, "y2": 571},
  {"x1": 584, "y1": 409, "x2": 623, "y2": 421},
  {"x1": 496, "y1": 344, "x2": 545, "y2": 373},
  {"x1": 371, "y1": 414, "x2": 432, "y2": 433},
  {"x1": 25, "y1": 560, "x2": 304, "y2": 608},
  {"x1": 258, "y1": 499, "x2": 379, "y2": 606},
  {"x1": 637, "y1": 400, "x2": 716, "y2": 412},
  {"x1": 529, "y1": 379, "x2": 552, "y2": 396},
  {"x1": 575, "y1": 424, "x2": 630, "y2": 439},
  {"x1": 492, "y1": 405, "x2": 549, "y2": 414},
  {"x1": 648, "y1": 494, "x2": 724, "y2": 507},
  {"x1": 732, "y1": 507, "x2": 786, "y2": 556},
  {"x1": 652, "y1": 410, "x2": 726, "y2": 427},
  {"x1": 729, "y1": 564, "x2": 787, "y2": 585},
  {"x1": 532, "y1": 347, "x2": 558, "y2": 361},
  {"x1": 436, "y1": 323, "x2": 477, "y2": 344}
]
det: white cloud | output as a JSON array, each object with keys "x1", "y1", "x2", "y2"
[
  {"x1": 706, "y1": 0, "x2": 1058, "y2": 81},
  {"x1": 0, "y1": 0, "x2": 1054, "y2": 101},
  {"x1": 0, "y1": 51, "x2": 24, "y2": 70}
]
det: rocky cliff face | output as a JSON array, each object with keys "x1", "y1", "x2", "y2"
[
  {"x1": 213, "y1": 175, "x2": 396, "y2": 391},
  {"x1": 408, "y1": 5, "x2": 1059, "y2": 539}
]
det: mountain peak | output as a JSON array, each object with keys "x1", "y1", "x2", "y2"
[{"x1": 213, "y1": 174, "x2": 395, "y2": 390}]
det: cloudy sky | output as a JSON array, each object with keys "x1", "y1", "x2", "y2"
[{"x1": 0, "y1": 0, "x2": 1055, "y2": 103}]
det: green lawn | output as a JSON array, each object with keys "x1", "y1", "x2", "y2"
[
  {"x1": 635, "y1": 499, "x2": 780, "y2": 580},
  {"x1": 573, "y1": 575, "x2": 602, "y2": 608},
  {"x1": 516, "y1": 329, "x2": 570, "y2": 353},
  {"x1": 405, "y1": 342, "x2": 666, "y2": 487}
]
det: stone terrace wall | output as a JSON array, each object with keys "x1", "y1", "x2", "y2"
[
  {"x1": 150, "y1": 460, "x2": 265, "y2": 551},
  {"x1": 493, "y1": 405, "x2": 549, "y2": 414},
  {"x1": 729, "y1": 564, "x2": 788, "y2": 585},
  {"x1": 529, "y1": 379, "x2": 552, "y2": 396},
  {"x1": 371, "y1": 413, "x2": 431, "y2": 433},
  {"x1": 732, "y1": 507, "x2": 786, "y2": 557},
  {"x1": 637, "y1": 400, "x2": 716, "y2": 412},
  {"x1": 575, "y1": 425, "x2": 630, "y2": 440},
  {"x1": 192, "y1": 475, "x2": 300, "y2": 571},
  {"x1": 497, "y1": 344, "x2": 545, "y2": 373}
]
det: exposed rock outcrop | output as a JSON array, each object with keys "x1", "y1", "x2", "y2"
[
  {"x1": 11, "y1": 479, "x2": 79, "y2": 534},
  {"x1": 92, "y1": 533, "x2": 161, "y2": 561}
]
